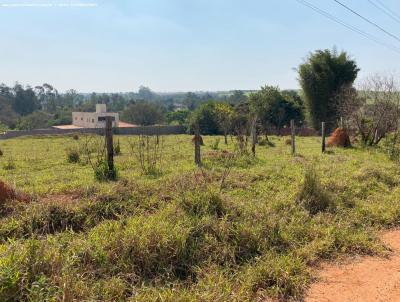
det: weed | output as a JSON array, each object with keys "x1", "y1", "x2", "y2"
[
  {"x1": 210, "y1": 138, "x2": 220, "y2": 150},
  {"x1": 114, "y1": 139, "x2": 121, "y2": 155},
  {"x1": 129, "y1": 135, "x2": 163, "y2": 176},
  {"x1": 94, "y1": 160, "x2": 118, "y2": 181},
  {"x1": 297, "y1": 166, "x2": 335, "y2": 215},
  {"x1": 66, "y1": 147, "x2": 80, "y2": 163}
]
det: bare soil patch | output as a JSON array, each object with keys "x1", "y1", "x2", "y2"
[{"x1": 305, "y1": 229, "x2": 400, "y2": 302}]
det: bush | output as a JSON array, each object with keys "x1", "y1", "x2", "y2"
[
  {"x1": 285, "y1": 138, "x2": 292, "y2": 145},
  {"x1": 382, "y1": 132, "x2": 400, "y2": 161},
  {"x1": 66, "y1": 148, "x2": 80, "y2": 163},
  {"x1": 94, "y1": 160, "x2": 118, "y2": 181},
  {"x1": 297, "y1": 166, "x2": 335, "y2": 215},
  {"x1": 180, "y1": 191, "x2": 226, "y2": 218},
  {"x1": 0, "y1": 148, "x2": 3, "y2": 157},
  {"x1": 72, "y1": 134, "x2": 79, "y2": 140}
]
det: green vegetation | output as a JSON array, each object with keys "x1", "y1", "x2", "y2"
[
  {"x1": 250, "y1": 86, "x2": 305, "y2": 135},
  {"x1": 0, "y1": 134, "x2": 399, "y2": 301},
  {"x1": 299, "y1": 48, "x2": 359, "y2": 131}
]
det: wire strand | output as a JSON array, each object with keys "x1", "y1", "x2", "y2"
[
  {"x1": 295, "y1": 0, "x2": 400, "y2": 54},
  {"x1": 367, "y1": 0, "x2": 400, "y2": 25},
  {"x1": 333, "y1": 0, "x2": 400, "y2": 43}
]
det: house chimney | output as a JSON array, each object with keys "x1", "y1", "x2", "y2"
[{"x1": 96, "y1": 104, "x2": 107, "y2": 113}]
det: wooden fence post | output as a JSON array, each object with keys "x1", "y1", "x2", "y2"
[
  {"x1": 321, "y1": 122, "x2": 326, "y2": 153},
  {"x1": 105, "y1": 116, "x2": 114, "y2": 172},
  {"x1": 340, "y1": 116, "x2": 343, "y2": 129},
  {"x1": 291, "y1": 119, "x2": 296, "y2": 155},
  {"x1": 194, "y1": 125, "x2": 201, "y2": 166}
]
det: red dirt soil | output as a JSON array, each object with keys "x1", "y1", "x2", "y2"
[
  {"x1": 305, "y1": 229, "x2": 400, "y2": 302},
  {"x1": 327, "y1": 128, "x2": 351, "y2": 148}
]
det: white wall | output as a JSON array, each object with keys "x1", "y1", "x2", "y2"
[{"x1": 72, "y1": 112, "x2": 119, "y2": 128}]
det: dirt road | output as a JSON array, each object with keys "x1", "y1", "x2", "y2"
[{"x1": 305, "y1": 230, "x2": 400, "y2": 302}]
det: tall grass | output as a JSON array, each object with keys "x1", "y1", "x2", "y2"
[{"x1": 0, "y1": 135, "x2": 399, "y2": 301}]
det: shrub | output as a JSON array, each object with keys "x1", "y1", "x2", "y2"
[
  {"x1": 285, "y1": 138, "x2": 292, "y2": 145},
  {"x1": 72, "y1": 134, "x2": 79, "y2": 140},
  {"x1": 130, "y1": 135, "x2": 163, "y2": 176},
  {"x1": 180, "y1": 191, "x2": 226, "y2": 218},
  {"x1": 66, "y1": 148, "x2": 80, "y2": 163},
  {"x1": 297, "y1": 166, "x2": 335, "y2": 215},
  {"x1": 382, "y1": 132, "x2": 400, "y2": 161},
  {"x1": 94, "y1": 160, "x2": 118, "y2": 181},
  {"x1": 0, "y1": 148, "x2": 3, "y2": 157}
]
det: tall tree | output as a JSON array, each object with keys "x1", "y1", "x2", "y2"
[
  {"x1": 12, "y1": 84, "x2": 38, "y2": 116},
  {"x1": 228, "y1": 90, "x2": 248, "y2": 104},
  {"x1": 215, "y1": 103, "x2": 235, "y2": 144},
  {"x1": 190, "y1": 102, "x2": 220, "y2": 135},
  {"x1": 250, "y1": 86, "x2": 304, "y2": 135},
  {"x1": 122, "y1": 100, "x2": 163, "y2": 126},
  {"x1": 298, "y1": 49, "x2": 359, "y2": 131}
]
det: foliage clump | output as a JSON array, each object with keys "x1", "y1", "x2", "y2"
[
  {"x1": 298, "y1": 48, "x2": 359, "y2": 131},
  {"x1": 297, "y1": 166, "x2": 335, "y2": 215},
  {"x1": 66, "y1": 147, "x2": 80, "y2": 163},
  {"x1": 94, "y1": 160, "x2": 118, "y2": 181}
]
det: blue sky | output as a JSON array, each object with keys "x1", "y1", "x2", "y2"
[{"x1": 1, "y1": 0, "x2": 400, "y2": 92}]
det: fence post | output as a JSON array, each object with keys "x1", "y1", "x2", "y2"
[
  {"x1": 105, "y1": 116, "x2": 114, "y2": 172},
  {"x1": 340, "y1": 116, "x2": 343, "y2": 129},
  {"x1": 194, "y1": 125, "x2": 201, "y2": 166},
  {"x1": 321, "y1": 122, "x2": 326, "y2": 153},
  {"x1": 291, "y1": 120, "x2": 296, "y2": 155}
]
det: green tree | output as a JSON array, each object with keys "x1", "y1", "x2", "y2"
[
  {"x1": 250, "y1": 86, "x2": 303, "y2": 135},
  {"x1": 298, "y1": 49, "x2": 359, "y2": 131},
  {"x1": 190, "y1": 102, "x2": 220, "y2": 135},
  {"x1": 228, "y1": 90, "x2": 248, "y2": 104},
  {"x1": 137, "y1": 86, "x2": 156, "y2": 101},
  {"x1": 12, "y1": 84, "x2": 38, "y2": 116},
  {"x1": 215, "y1": 103, "x2": 235, "y2": 144},
  {"x1": 166, "y1": 109, "x2": 190, "y2": 126},
  {"x1": 0, "y1": 96, "x2": 19, "y2": 128},
  {"x1": 122, "y1": 101, "x2": 163, "y2": 126},
  {"x1": 17, "y1": 111, "x2": 53, "y2": 130}
]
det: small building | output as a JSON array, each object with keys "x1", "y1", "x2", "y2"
[{"x1": 72, "y1": 104, "x2": 119, "y2": 128}]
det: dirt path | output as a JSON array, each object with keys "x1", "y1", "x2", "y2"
[{"x1": 305, "y1": 230, "x2": 400, "y2": 302}]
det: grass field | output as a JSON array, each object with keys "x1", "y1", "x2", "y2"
[{"x1": 1, "y1": 134, "x2": 400, "y2": 301}]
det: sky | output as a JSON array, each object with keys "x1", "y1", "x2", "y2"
[{"x1": 1, "y1": 0, "x2": 400, "y2": 93}]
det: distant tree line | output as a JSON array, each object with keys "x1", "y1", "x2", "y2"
[{"x1": 3, "y1": 47, "x2": 398, "y2": 149}]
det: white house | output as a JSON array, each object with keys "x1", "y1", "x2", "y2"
[{"x1": 72, "y1": 104, "x2": 119, "y2": 128}]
